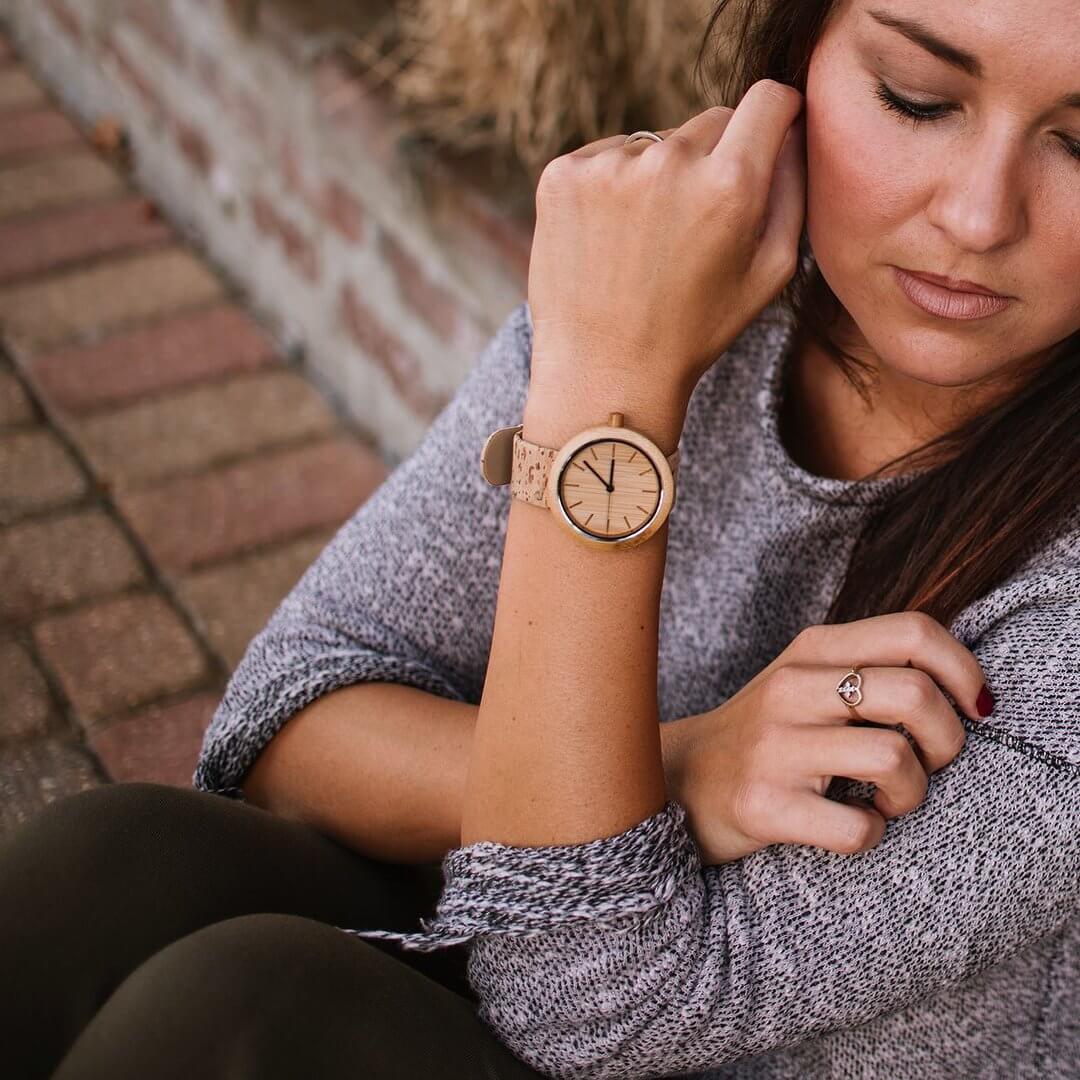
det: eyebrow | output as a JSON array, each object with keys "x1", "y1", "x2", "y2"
[
  {"x1": 866, "y1": 7, "x2": 1080, "y2": 110},
  {"x1": 867, "y1": 8, "x2": 982, "y2": 77}
]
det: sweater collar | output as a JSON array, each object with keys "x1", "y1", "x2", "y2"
[{"x1": 754, "y1": 303, "x2": 927, "y2": 508}]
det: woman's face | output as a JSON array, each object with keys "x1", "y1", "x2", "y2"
[{"x1": 804, "y1": 0, "x2": 1080, "y2": 395}]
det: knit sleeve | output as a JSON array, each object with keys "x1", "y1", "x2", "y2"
[
  {"x1": 341, "y1": 575, "x2": 1080, "y2": 1080},
  {"x1": 191, "y1": 300, "x2": 534, "y2": 798}
]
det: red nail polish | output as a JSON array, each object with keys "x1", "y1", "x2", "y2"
[{"x1": 976, "y1": 684, "x2": 995, "y2": 718}]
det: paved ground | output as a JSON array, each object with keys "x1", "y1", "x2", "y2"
[{"x1": 0, "y1": 31, "x2": 390, "y2": 834}]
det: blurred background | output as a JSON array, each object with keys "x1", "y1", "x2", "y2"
[{"x1": 0, "y1": 0, "x2": 719, "y2": 831}]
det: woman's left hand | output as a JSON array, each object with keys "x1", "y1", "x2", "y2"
[{"x1": 661, "y1": 612, "x2": 988, "y2": 865}]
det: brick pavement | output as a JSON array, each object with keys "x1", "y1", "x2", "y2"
[{"x1": 0, "y1": 32, "x2": 391, "y2": 833}]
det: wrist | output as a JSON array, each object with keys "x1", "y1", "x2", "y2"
[
  {"x1": 660, "y1": 715, "x2": 693, "y2": 800},
  {"x1": 523, "y1": 372, "x2": 688, "y2": 456}
]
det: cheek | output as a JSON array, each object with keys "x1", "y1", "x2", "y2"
[
  {"x1": 804, "y1": 70, "x2": 919, "y2": 272},
  {"x1": 1035, "y1": 189, "x2": 1080, "y2": 288}
]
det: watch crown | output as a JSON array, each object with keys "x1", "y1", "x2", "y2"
[{"x1": 609, "y1": 412, "x2": 624, "y2": 427}]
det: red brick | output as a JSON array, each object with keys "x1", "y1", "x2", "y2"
[
  {"x1": 33, "y1": 591, "x2": 210, "y2": 725},
  {"x1": 0, "y1": 150, "x2": 125, "y2": 219},
  {"x1": 125, "y1": 0, "x2": 186, "y2": 67},
  {"x1": 0, "y1": 740, "x2": 102, "y2": 834},
  {"x1": 0, "y1": 106, "x2": 82, "y2": 160},
  {"x1": 43, "y1": 0, "x2": 83, "y2": 45},
  {"x1": 90, "y1": 690, "x2": 219, "y2": 787},
  {"x1": 0, "y1": 68, "x2": 46, "y2": 111},
  {"x1": 194, "y1": 51, "x2": 222, "y2": 101},
  {"x1": 434, "y1": 162, "x2": 534, "y2": 288},
  {"x1": 278, "y1": 133, "x2": 305, "y2": 196},
  {"x1": 318, "y1": 178, "x2": 366, "y2": 244},
  {"x1": 0, "y1": 429, "x2": 86, "y2": 525},
  {"x1": 255, "y1": 1, "x2": 315, "y2": 69},
  {"x1": 339, "y1": 281, "x2": 448, "y2": 420},
  {"x1": 173, "y1": 117, "x2": 212, "y2": 176},
  {"x1": 29, "y1": 304, "x2": 277, "y2": 416},
  {"x1": 312, "y1": 54, "x2": 398, "y2": 172},
  {"x1": 0, "y1": 369, "x2": 34, "y2": 428},
  {"x1": 0, "y1": 246, "x2": 225, "y2": 353},
  {"x1": 178, "y1": 529, "x2": 338, "y2": 668},
  {"x1": 378, "y1": 227, "x2": 464, "y2": 344},
  {"x1": 249, "y1": 192, "x2": 319, "y2": 283},
  {"x1": 0, "y1": 637, "x2": 57, "y2": 739},
  {"x1": 231, "y1": 87, "x2": 270, "y2": 149},
  {"x1": 0, "y1": 508, "x2": 145, "y2": 621},
  {"x1": 103, "y1": 33, "x2": 165, "y2": 115},
  {"x1": 117, "y1": 438, "x2": 388, "y2": 573},
  {"x1": 280, "y1": 227, "x2": 318, "y2": 282},
  {"x1": 70, "y1": 369, "x2": 340, "y2": 486},
  {"x1": 458, "y1": 187, "x2": 534, "y2": 280},
  {"x1": 0, "y1": 195, "x2": 172, "y2": 285}
]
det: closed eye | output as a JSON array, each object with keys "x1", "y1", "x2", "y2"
[
  {"x1": 873, "y1": 80, "x2": 1080, "y2": 164},
  {"x1": 873, "y1": 81, "x2": 955, "y2": 125}
]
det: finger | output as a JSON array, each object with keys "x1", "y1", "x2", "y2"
[
  {"x1": 770, "y1": 662, "x2": 967, "y2": 774},
  {"x1": 786, "y1": 724, "x2": 930, "y2": 819},
  {"x1": 566, "y1": 133, "x2": 637, "y2": 159},
  {"x1": 762, "y1": 787, "x2": 887, "y2": 855},
  {"x1": 788, "y1": 612, "x2": 991, "y2": 724},
  {"x1": 662, "y1": 105, "x2": 734, "y2": 154},
  {"x1": 567, "y1": 127, "x2": 679, "y2": 160},
  {"x1": 621, "y1": 127, "x2": 680, "y2": 154},
  {"x1": 713, "y1": 79, "x2": 804, "y2": 214},
  {"x1": 756, "y1": 113, "x2": 806, "y2": 259}
]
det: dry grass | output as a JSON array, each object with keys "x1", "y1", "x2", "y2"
[{"x1": 348, "y1": 0, "x2": 723, "y2": 180}]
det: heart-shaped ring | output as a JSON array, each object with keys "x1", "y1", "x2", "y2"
[{"x1": 836, "y1": 667, "x2": 863, "y2": 707}]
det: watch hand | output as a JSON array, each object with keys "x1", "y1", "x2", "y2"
[
  {"x1": 608, "y1": 458, "x2": 615, "y2": 491},
  {"x1": 583, "y1": 461, "x2": 612, "y2": 491}
]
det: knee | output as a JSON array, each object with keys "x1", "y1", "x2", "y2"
[
  {"x1": 2, "y1": 782, "x2": 228, "y2": 877},
  {"x1": 50, "y1": 915, "x2": 350, "y2": 1078},
  {"x1": 163, "y1": 912, "x2": 329, "y2": 982},
  {"x1": 119, "y1": 913, "x2": 376, "y2": 1027}
]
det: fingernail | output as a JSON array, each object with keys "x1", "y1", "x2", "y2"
[{"x1": 976, "y1": 684, "x2": 996, "y2": 718}]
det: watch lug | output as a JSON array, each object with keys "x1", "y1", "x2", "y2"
[{"x1": 480, "y1": 425, "x2": 523, "y2": 486}]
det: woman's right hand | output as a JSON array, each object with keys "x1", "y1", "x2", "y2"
[
  {"x1": 525, "y1": 80, "x2": 806, "y2": 413},
  {"x1": 662, "y1": 611, "x2": 995, "y2": 866}
]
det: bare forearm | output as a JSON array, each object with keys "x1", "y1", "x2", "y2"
[
  {"x1": 460, "y1": 382, "x2": 689, "y2": 847},
  {"x1": 240, "y1": 682, "x2": 476, "y2": 864}
]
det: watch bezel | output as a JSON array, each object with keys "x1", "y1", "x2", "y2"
[{"x1": 546, "y1": 423, "x2": 675, "y2": 548}]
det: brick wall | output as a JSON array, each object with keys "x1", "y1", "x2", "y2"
[{"x1": 0, "y1": 0, "x2": 534, "y2": 463}]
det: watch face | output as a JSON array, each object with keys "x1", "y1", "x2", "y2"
[{"x1": 556, "y1": 438, "x2": 662, "y2": 541}]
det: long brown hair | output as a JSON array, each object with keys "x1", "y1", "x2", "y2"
[{"x1": 693, "y1": 0, "x2": 1080, "y2": 628}]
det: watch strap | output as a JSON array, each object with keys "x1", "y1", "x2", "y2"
[
  {"x1": 510, "y1": 429, "x2": 559, "y2": 507},
  {"x1": 479, "y1": 424, "x2": 680, "y2": 507}
]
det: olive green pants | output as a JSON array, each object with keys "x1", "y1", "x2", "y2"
[{"x1": 0, "y1": 781, "x2": 546, "y2": 1079}]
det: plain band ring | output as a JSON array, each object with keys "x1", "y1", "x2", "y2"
[
  {"x1": 624, "y1": 130, "x2": 664, "y2": 145},
  {"x1": 836, "y1": 665, "x2": 864, "y2": 720}
]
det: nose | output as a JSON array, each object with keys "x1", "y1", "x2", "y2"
[{"x1": 925, "y1": 127, "x2": 1028, "y2": 254}]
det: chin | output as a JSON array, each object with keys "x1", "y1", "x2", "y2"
[
  {"x1": 858, "y1": 323, "x2": 999, "y2": 388},
  {"x1": 812, "y1": 253, "x2": 1010, "y2": 387}
]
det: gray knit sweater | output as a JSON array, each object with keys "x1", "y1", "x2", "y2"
[{"x1": 193, "y1": 298, "x2": 1080, "y2": 1080}]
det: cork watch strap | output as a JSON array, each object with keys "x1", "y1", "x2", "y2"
[{"x1": 479, "y1": 424, "x2": 680, "y2": 507}]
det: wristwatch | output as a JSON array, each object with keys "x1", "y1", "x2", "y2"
[{"x1": 480, "y1": 412, "x2": 680, "y2": 548}]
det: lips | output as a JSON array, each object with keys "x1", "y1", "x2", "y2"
[
  {"x1": 893, "y1": 267, "x2": 1012, "y2": 321},
  {"x1": 902, "y1": 268, "x2": 1008, "y2": 298}
]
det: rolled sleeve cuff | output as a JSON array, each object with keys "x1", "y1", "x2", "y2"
[
  {"x1": 192, "y1": 649, "x2": 468, "y2": 797},
  {"x1": 337, "y1": 798, "x2": 702, "y2": 952}
]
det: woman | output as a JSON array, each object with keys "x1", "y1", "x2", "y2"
[{"x1": 3, "y1": 0, "x2": 1078, "y2": 1076}]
